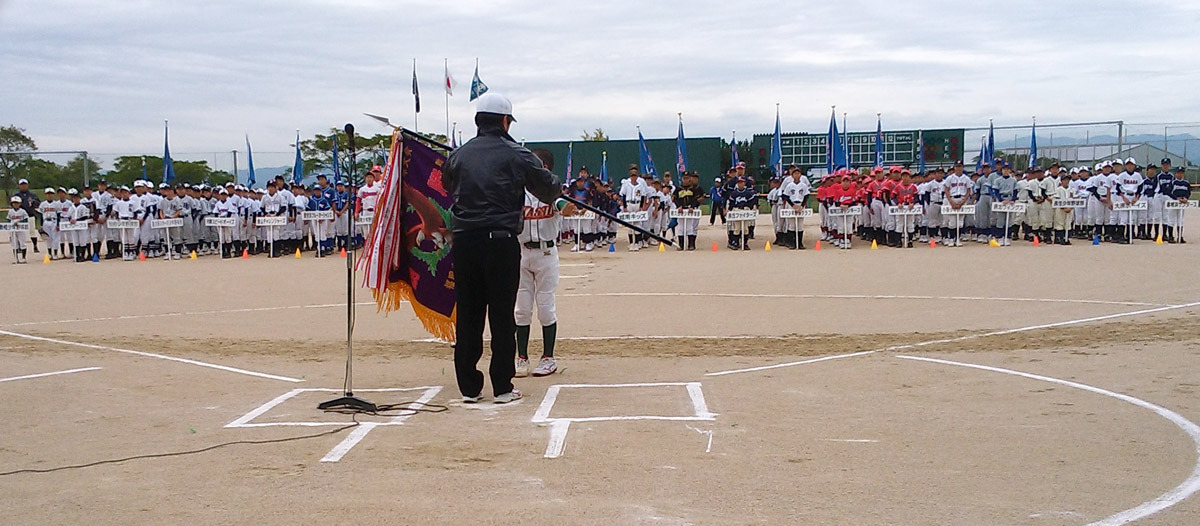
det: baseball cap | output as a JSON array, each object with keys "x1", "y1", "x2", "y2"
[
  {"x1": 474, "y1": 92, "x2": 515, "y2": 121},
  {"x1": 11, "y1": 196, "x2": 21, "y2": 203},
  {"x1": 44, "y1": 187, "x2": 54, "y2": 194},
  {"x1": 158, "y1": 183, "x2": 169, "y2": 189},
  {"x1": 1124, "y1": 157, "x2": 1135, "y2": 164},
  {"x1": 17, "y1": 178, "x2": 28, "y2": 185},
  {"x1": 67, "y1": 188, "x2": 78, "y2": 196},
  {"x1": 1175, "y1": 167, "x2": 1186, "y2": 173},
  {"x1": 1161, "y1": 158, "x2": 1172, "y2": 165}
]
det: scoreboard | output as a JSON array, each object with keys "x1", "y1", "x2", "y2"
[{"x1": 752, "y1": 128, "x2": 963, "y2": 170}]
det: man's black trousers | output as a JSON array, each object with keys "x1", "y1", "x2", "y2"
[{"x1": 452, "y1": 230, "x2": 520, "y2": 398}]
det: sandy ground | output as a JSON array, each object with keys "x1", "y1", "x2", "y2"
[{"x1": 1, "y1": 215, "x2": 1199, "y2": 525}]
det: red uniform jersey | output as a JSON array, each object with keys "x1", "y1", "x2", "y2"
[
  {"x1": 894, "y1": 183, "x2": 918, "y2": 205},
  {"x1": 833, "y1": 185, "x2": 859, "y2": 206}
]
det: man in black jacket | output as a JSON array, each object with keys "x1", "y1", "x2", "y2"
[
  {"x1": 443, "y1": 93, "x2": 561, "y2": 405},
  {"x1": 12, "y1": 178, "x2": 40, "y2": 253}
]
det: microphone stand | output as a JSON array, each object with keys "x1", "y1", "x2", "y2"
[{"x1": 318, "y1": 122, "x2": 377, "y2": 413}]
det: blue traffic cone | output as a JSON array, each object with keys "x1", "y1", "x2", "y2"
[
  {"x1": 608, "y1": 243, "x2": 615, "y2": 253},
  {"x1": 91, "y1": 252, "x2": 99, "y2": 262},
  {"x1": 1092, "y1": 235, "x2": 1101, "y2": 246}
]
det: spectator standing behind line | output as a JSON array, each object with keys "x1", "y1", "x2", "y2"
[{"x1": 443, "y1": 93, "x2": 561, "y2": 405}]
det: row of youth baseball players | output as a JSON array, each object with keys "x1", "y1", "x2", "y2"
[{"x1": 6, "y1": 171, "x2": 387, "y2": 264}]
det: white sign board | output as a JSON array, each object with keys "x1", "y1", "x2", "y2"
[
  {"x1": 827, "y1": 205, "x2": 863, "y2": 217},
  {"x1": 58, "y1": 220, "x2": 91, "y2": 232},
  {"x1": 725, "y1": 210, "x2": 759, "y2": 222},
  {"x1": 1052, "y1": 199, "x2": 1087, "y2": 208},
  {"x1": 888, "y1": 205, "x2": 924, "y2": 216},
  {"x1": 778, "y1": 208, "x2": 814, "y2": 219},
  {"x1": 355, "y1": 212, "x2": 375, "y2": 226},
  {"x1": 991, "y1": 203, "x2": 1027, "y2": 213},
  {"x1": 255, "y1": 216, "x2": 287, "y2": 227},
  {"x1": 0, "y1": 221, "x2": 30, "y2": 232},
  {"x1": 1165, "y1": 200, "x2": 1198, "y2": 210},
  {"x1": 204, "y1": 217, "x2": 237, "y2": 227},
  {"x1": 941, "y1": 205, "x2": 976, "y2": 215},
  {"x1": 301, "y1": 210, "x2": 335, "y2": 221},
  {"x1": 150, "y1": 218, "x2": 184, "y2": 229},
  {"x1": 1112, "y1": 202, "x2": 1148, "y2": 211},
  {"x1": 108, "y1": 219, "x2": 140, "y2": 230},
  {"x1": 669, "y1": 209, "x2": 703, "y2": 219},
  {"x1": 616, "y1": 211, "x2": 650, "y2": 222},
  {"x1": 568, "y1": 211, "x2": 597, "y2": 221}
]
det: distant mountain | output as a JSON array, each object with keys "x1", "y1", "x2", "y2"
[{"x1": 233, "y1": 166, "x2": 323, "y2": 186}]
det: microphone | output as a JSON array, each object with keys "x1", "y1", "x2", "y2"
[{"x1": 344, "y1": 123, "x2": 356, "y2": 150}]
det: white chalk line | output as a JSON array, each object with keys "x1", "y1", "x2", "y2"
[
  {"x1": 821, "y1": 439, "x2": 879, "y2": 443},
  {"x1": 706, "y1": 301, "x2": 1200, "y2": 377},
  {"x1": 559, "y1": 263, "x2": 596, "y2": 267},
  {"x1": 533, "y1": 382, "x2": 716, "y2": 459},
  {"x1": 897, "y1": 355, "x2": 1200, "y2": 526},
  {"x1": 686, "y1": 425, "x2": 715, "y2": 453},
  {"x1": 0, "y1": 366, "x2": 101, "y2": 384},
  {"x1": 226, "y1": 387, "x2": 440, "y2": 428},
  {"x1": 320, "y1": 386, "x2": 442, "y2": 462},
  {"x1": 4, "y1": 293, "x2": 1167, "y2": 329},
  {"x1": 560, "y1": 292, "x2": 1167, "y2": 308},
  {"x1": 1, "y1": 301, "x2": 384, "y2": 328},
  {"x1": 0, "y1": 329, "x2": 302, "y2": 383},
  {"x1": 560, "y1": 275, "x2": 590, "y2": 279}
]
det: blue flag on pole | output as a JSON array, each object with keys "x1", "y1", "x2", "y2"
[
  {"x1": 827, "y1": 109, "x2": 846, "y2": 172},
  {"x1": 566, "y1": 142, "x2": 573, "y2": 180},
  {"x1": 469, "y1": 61, "x2": 488, "y2": 102},
  {"x1": 162, "y1": 121, "x2": 175, "y2": 184},
  {"x1": 450, "y1": 122, "x2": 458, "y2": 149},
  {"x1": 873, "y1": 116, "x2": 884, "y2": 169},
  {"x1": 1028, "y1": 119, "x2": 1037, "y2": 169},
  {"x1": 333, "y1": 134, "x2": 341, "y2": 184},
  {"x1": 986, "y1": 120, "x2": 996, "y2": 167},
  {"x1": 976, "y1": 134, "x2": 987, "y2": 173},
  {"x1": 600, "y1": 151, "x2": 609, "y2": 183},
  {"x1": 730, "y1": 134, "x2": 739, "y2": 168},
  {"x1": 918, "y1": 132, "x2": 926, "y2": 175},
  {"x1": 245, "y1": 135, "x2": 256, "y2": 187},
  {"x1": 769, "y1": 109, "x2": 783, "y2": 177},
  {"x1": 637, "y1": 128, "x2": 657, "y2": 177},
  {"x1": 676, "y1": 118, "x2": 689, "y2": 175},
  {"x1": 292, "y1": 131, "x2": 303, "y2": 185},
  {"x1": 412, "y1": 61, "x2": 421, "y2": 114}
]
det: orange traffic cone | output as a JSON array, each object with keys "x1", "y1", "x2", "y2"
[
  {"x1": 929, "y1": 238, "x2": 937, "y2": 248},
  {"x1": 711, "y1": 241, "x2": 719, "y2": 252},
  {"x1": 1032, "y1": 235, "x2": 1041, "y2": 247},
  {"x1": 814, "y1": 240, "x2": 822, "y2": 251},
  {"x1": 339, "y1": 247, "x2": 347, "y2": 258},
  {"x1": 241, "y1": 248, "x2": 249, "y2": 259},
  {"x1": 138, "y1": 251, "x2": 146, "y2": 261}
]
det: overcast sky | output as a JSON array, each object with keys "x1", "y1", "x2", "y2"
[{"x1": 3, "y1": 0, "x2": 1199, "y2": 167}]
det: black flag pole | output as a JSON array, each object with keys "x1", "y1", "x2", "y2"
[
  {"x1": 363, "y1": 113, "x2": 672, "y2": 246},
  {"x1": 318, "y1": 122, "x2": 377, "y2": 413}
]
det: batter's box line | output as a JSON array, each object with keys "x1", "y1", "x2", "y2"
[
  {"x1": 225, "y1": 386, "x2": 442, "y2": 463},
  {"x1": 532, "y1": 382, "x2": 717, "y2": 459}
]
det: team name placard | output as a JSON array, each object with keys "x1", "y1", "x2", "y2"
[
  {"x1": 936, "y1": 204, "x2": 974, "y2": 214},
  {"x1": 204, "y1": 217, "x2": 237, "y2": 227},
  {"x1": 778, "y1": 208, "x2": 814, "y2": 219},
  {"x1": 58, "y1": 220, "x2": 91, "y2": 231},
  {"x1": 108, "y1": 219, "x2": 141, "y2": 229},
  {"x1": 827, "y1": 206, "x2": 863, "y2": 217},
  {"x1": 991, "y1": 203, "x2": 1027, "y2": 213},
  {"x1": 255, "y1": 216, "x2": 287, "y2": 227},
  {"x1": 1112, "y1": 202, "x2": 1148, "y2": 211},
  {"x1": 669, "y1": 209, "x2": 703, "y2": 219},
  {"x1": 301, "y1": 211, "x2": 335, "y2": 221},
  {"x1": 888, "y1": 205, "x2": 924, "y2": 216},
  {"x1": 0, "y1": 221, "x2": 30, "y2": 232},
  {"x1": 1165, "y1": 200, "x2": 1198, "y2": 209},
  {"x1": 150, "y1": 218, "x2": 184, "y2": 229},
  {"x1": 616, "y1": 211, "x2": 650, "y2": 222},
  {"x1": 1052, "y1": 199, "x2": 1087, "y2": 208},
  {"x1": 725, "y1": 210, "x2": 759, "y2": 222}
]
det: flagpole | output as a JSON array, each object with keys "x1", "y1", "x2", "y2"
[
  {"x1": 413, "y1": 58, "x2": 419, "y2": 133},
  {"x1": 444, "y1": 58, "x2": 450, "y2": 140},
  {"x1": 843, "y1": 112, "x2": 848, "y2": 168}
]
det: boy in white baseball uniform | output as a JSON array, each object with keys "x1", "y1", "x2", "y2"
[
  {"x1": 37, "y1": 188, "x2": 61, "y2": 259},
  {"x1": 514, "y1": 149, "x2": 574, "y2": 378},
  {"x1": 8, "y1": 196, "x2": 29, "y2": 263}
]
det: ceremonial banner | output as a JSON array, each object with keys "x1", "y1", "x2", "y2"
[{"x1": 359, "y1": 132, "x2": 455, "y2": 341}]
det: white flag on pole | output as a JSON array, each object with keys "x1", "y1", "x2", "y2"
[{"x1": 444, "y1": 64, "x2": 457, "y2": 96}]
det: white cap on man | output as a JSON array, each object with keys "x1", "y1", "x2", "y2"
[{"x1": 475, "y1": 92, "x2": 516, "y2": 122}]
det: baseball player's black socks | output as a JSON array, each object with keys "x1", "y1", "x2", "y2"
[
  {"x1": 515, "y1": 325, "x2": 530, "y2": 360},
  {"x1": 627, "y1": 233, "x2": 634, "y2": 246},
  {"x1": 542, "y1": 323, "x2": 556, "y2": 358},
  {"x1": 31, "y1": 238, "x2": 38, "y2": 252},
  {"x1": 677, "y1": 236, "x2": 685, "y2": 251},
  {"x1": 687, "y1": 235, "x2": 697, "y2": 251}
]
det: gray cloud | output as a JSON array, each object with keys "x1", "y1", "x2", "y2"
[{"x1": 2, "y1": 0, "x2": 1198, "y2": 171}]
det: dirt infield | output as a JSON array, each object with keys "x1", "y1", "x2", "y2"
[{"x1": 1, "y1": 217, "x2": 1199, "y2": 525}]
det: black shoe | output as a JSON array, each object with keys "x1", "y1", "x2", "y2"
[
  {"x1": 687, "y1": 235, "x2": 697, "y2": 251},
  {"x1": 796, "y1": 232, "x2": 806, "y2": 250}
]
